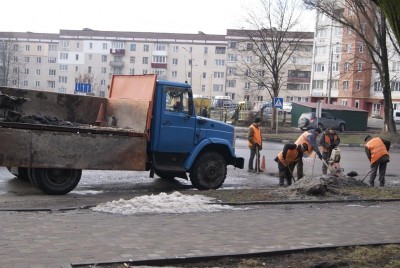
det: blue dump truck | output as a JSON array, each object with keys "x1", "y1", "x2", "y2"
[{"x1": 0, "y1": 74, "x2": 244, "y2": 195}]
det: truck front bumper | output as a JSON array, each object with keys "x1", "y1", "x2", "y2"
[{"x1": 233, "y1": 157, "x2": 245, "y2": 169}]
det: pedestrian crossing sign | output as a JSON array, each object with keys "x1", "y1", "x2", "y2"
[{"x1": 273, "y1": 97, "x2": 283, "y2": 109}]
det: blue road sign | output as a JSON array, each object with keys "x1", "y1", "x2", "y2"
[
  {"x1": 75, "y1": 83, "x2": 92, "y2": 93},
  {"x1": 273, "y1": 97, "x2": 283, "y2": 109}
]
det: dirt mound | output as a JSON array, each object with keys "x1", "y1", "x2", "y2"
[{"x1": 286, "y1": 175, "x2": 368, "y2": 196}]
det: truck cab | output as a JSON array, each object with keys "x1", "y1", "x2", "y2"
[{"x1": 149, "y1": 79, "x2": 244, "y2": 190}]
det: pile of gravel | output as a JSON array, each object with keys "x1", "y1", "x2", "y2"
[{"x1": 286, "y1": 175, "x2": 368, "y2": 196}]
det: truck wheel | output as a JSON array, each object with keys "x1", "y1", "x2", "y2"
[
  {"x1": 190, "y1": 152, "x2": 226, "y2": 190},
  {"x1": 7, "y1": 167, "x2": 29, "y2": 181},
  {"x1": 29, "y1": 168, "x2": 82, "y2": 195}
]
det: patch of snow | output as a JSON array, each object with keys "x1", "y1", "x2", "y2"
[
  {"x1": 91, "y1": 191, "x2": 244, "y2": 215},
  {"x1": 72, "y1": 190, "x2": 104, "y2": 195}
]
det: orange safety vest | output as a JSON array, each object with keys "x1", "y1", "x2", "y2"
[
  {"x1": 366, "y1": 137, "x2": 389, "y2": 165},
  {"x1": 277, "y1": 148, "x2": 300, "y2": 167},
  {"x1": 248, "y1": 124, "x2": 262, "y2": 148},
  {"x1": 295, "y1": 131, "x2": 313, "y2": 156},
  {"x1": 320, "y1": 133, "x2": 339, "y2": 153}
]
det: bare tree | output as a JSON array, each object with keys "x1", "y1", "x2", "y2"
[
  {"x1": 236, "y1": 0, "x2": 309, "y2": 129},
  {"x1": 0, "y1": 40, "x2": 21, "y2": 87},
  {"x1": 304, "y1": 0, "x2": 397, "y2": 133}
]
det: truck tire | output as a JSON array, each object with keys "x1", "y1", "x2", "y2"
[
  {"x1": 7, "y1": 167, "x2": 29, "y2": 181},
  {"x1": 29, "y1": 168, "x2": 82, "y2": 195},
  {"x1": 190, "y1": 152, "x2": 227, "y2": 190}
]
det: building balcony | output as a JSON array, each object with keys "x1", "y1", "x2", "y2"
[
  {"x1": 109, "y1": 61, "x2": 124, "y2": 67},
  {"x1": 110, "y1": 49, "x2": 125, "y2": 55},
  {"x1": 151, "y1": 63, "x2": 167, "y2": 69}
]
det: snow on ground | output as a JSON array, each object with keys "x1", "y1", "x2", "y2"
[{"x1": 92, "y1": 191, "x2": 244, "y2": 215}]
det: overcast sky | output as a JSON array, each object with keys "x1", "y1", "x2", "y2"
[{"x1": 1, "y1": 0, "x2": 315, "y2": 35}]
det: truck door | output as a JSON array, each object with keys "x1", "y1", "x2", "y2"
[{"x1": 157, "y1": 86, "x2": 196, "y2": 153}]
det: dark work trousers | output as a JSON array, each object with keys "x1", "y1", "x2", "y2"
[
  {"x1": 248, "y1": 147, "x2": 260, "y2": 170},
  {"x1": 322, "y1": 151, "x2": 332, "y2": 175},
  {"x1": 296, "y1": 157, "x2": 304, "y2": 180},
  {"x1": 369, "y1": 157, "x2": 388, "y2": 186},
  {"x1": 278, "y1": 160, "x2": 296, "y2": 186}
]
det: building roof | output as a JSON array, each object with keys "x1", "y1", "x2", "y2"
[{"x1": 226, "y1": 29, "x2": 314, "y2": 40}]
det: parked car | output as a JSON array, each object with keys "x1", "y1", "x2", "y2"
[
  {"x1": 261, "y1": 101, "x2": 283, "y2": 116},
  {"x1": 298, "y1": 112, "x2": 346, "y2": 132}
]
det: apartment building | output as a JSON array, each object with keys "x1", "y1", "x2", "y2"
[
  {"x1": 1, "y1": 29, "x2": 228, "y2": 98},
  {"x1": 311, "y1": 11, "x2": 400, "y2": 117},
  {"x1": 225, "y1": 29, "x2": 314, "y2": 106}
]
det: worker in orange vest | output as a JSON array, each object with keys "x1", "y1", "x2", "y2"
[
  {"x1": 294, "y1": 128, "x2": 323, "y2": 180},
  {"x1": 274, "y1": 143, "x2": 308, "y2": 187},
  {"x1": 247, "y1": 117, "x2": 263, "y2": 173},
  {"x1": 319, "y1": 127, "x2": 341, "y2": 175},
  {"x1": 364, "y1": 135, "x2": 391, "y2": 187}
]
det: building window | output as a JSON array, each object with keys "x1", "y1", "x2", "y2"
[
  {"x1": 226, "y1": 80, "x2": 236, "y2": 88},
  {"x1": 246, "y1": 43, "x2": 253, "y2": 51},
  {"x1": 215, "y1": 47, "x2": 226, "y2": 54},
  {"x1": 24, "y1": 57, "x2": 29, "y2": 63},
  {"x1": 342, "y1": 80, "x2": 349, "y2": 90},
  {"x1": 35, "y1": 69, "x2": 41, "y2": 75},
  {"x1": 142, "y1": 57, "x2": 148, "y2": 64},
  {"x1": 101, "y1": 67, "x2": 107, "y2": 73},
  {"x1": 130, "y1": 43, "x2": 137, "y2": 51},
  {"x1": 35, "y1": 81, "x2": 40, "y2": 88},
  {"x1": 357, "y1": 62, "x2": 363, "y2": 72},
  {"x1": 24, "y1": 68, "x2": 29, "y2": 74},
  {"x1": 316, "y1": 28, "x2": 327, "y2": 38},
  {"x1": 129, "y1": 68, "x2": 134, "y2": 75},
  {"x1": 75, "y1": 54, "x2": 79, "y2": 60},
  {"x1": 355, "y1": 100, "x2": 360, "y2": 108},
  {"x1": 88, "y1": 66, "x2": 92, "y2": 73},
  {"x1": 244, "y1": 82, "x2": 251, "y2": 89},
  {"x1": 88, "y1": 54, "x2": 92, "y2": 60},
  {"x1": 172, "y1": 58, "x2": 178, "y2": 65},
  {"x1": 152, "y1": 55, "x2": 167, "y2": 63},
  {"x1": 103, "y1": 43, "x2": 108, "y2": 50},
  {"x1": 49, "y1": 69, "x2": 56, "y2": 76},
  {"x1": 60, "y1": 64, "x2": 68, "y2": 71},
  {"x1": 23, "y1": 80, "x2": 28, "y2": 87},
  {"x1": 25, "y1": 45, "x2": 30, "y2": 51},
  {"x1": 101, "y1": 55, "x2": 107, "y2": 62},
  {"x1": 355, "y1": 80, "x2": 362, "y2": 91},
  {"x1": 391, "y1": 81, "x2": 400, "y2": 91},
  {"x1": 373, "y1": 81, "x2": 383, "y2": 91},
  {"x1": 48, "y1": 57, "x2": 57, "y2": 63},
  {"x1": 89, "y1": 43, "x2": 93, "y2": 49},
  {"x1": 246, "y1": 56, "x2": 253, "y2": 63},
  {"x1": 49, "y1": 44, "x2": 57, "y2": 51},
  {"x1": 227, "y1": 54, "x2": 237, "y2": 62},
  {"x1": 204, "y1": 47, "x2": 208, "y2": 54},
  {"x1": 215, "y1": 59, "x2": 225, "y2": 66},
  {"x1": 60, "y1": 53, "x2": 68, "y2": 60},
  {"x1": 314, "y1": 63, "x2": 325, "y2": 72},
  {"x1": 60, "y1": 41, "x2": 69, "y2": 49},
  {"x1": 392, "y1": 62, "x2": 400, "y2": 72},
  {"x1": 332, "y1": 62, "x2": 339, "y2": 72},
  {"x1": 37, "y1": 45, "x2": 42, "y2": 51},
  {"x1": 112, "y1": 41, "x2": 124, "y2": 49},
  {"x1": 100, "y1": 79, "x2": 106, "y2": 86},
  {"x1": 312, "y1": 80, "x2": 324, "y2": 89},
  {"x1": 344, "y1": 62, "x2": 350, "y2": 72},
  {"x1": 358, "y1": 42, "x2": 364, "y2": 53},
  {"x1": 155, "y1": 43, "x2": 166, "y2": 51},
  {"x1": 36, "y1": 57, "x2": 41, "y2": 64},
  {"x1": 173, "y1": 46, "x2": 179, "y2": 52},
  {"x1": 143, "y1": 44, "x2": 149, "y2": 52},
  {"x1": 213, "y1": 72, "x2": 224, "y2": 78},
  {"x1": 341, "y1": 99, "x2": 348, "y2": 106},
  {"x1": 229, "y1": 41, "x2": 237, "y2": 49},
  {"x1": 315, "y1": 46, "x2": 327, "y2": 55},
  {"x1": 59, "y1": 76, "x2": 68, "y2": 83},
  {"x1": 171, "y1": 71, "x2": 177, "y2": 77},
  {"x1": 47, "y1": 81, "x2": 55, "y2": 88},
  {"x1": 213, "y1": 84, "x2": 224, "y2": 92}
]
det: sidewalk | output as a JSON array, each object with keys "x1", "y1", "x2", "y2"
[{"x1": 0, "y1": 202, "x2": 399, "y2": 267}]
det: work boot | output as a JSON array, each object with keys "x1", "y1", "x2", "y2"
[
  {"x1": 369, "y1": 180, "x2": 375, "y2": 187},
  {"x1": 287, "y1": 178, "x2": 292, "y2": 186},
  {"x1": 247, "y1": 168, "x2": 255, "y2": 173},
  {"x1": 279, "y1": 178, "x2": 284, "y2": 187},
  {"x1": 257, "y1": 168, "x2": 264, "y2": 172},
  {"x1": 379, "y1": 181, "x2": 385, "y2": 187}
]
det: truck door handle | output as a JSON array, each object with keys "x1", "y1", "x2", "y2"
[{"x1": 162, "y1": 121, "x2": 171, "y2": 126}]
